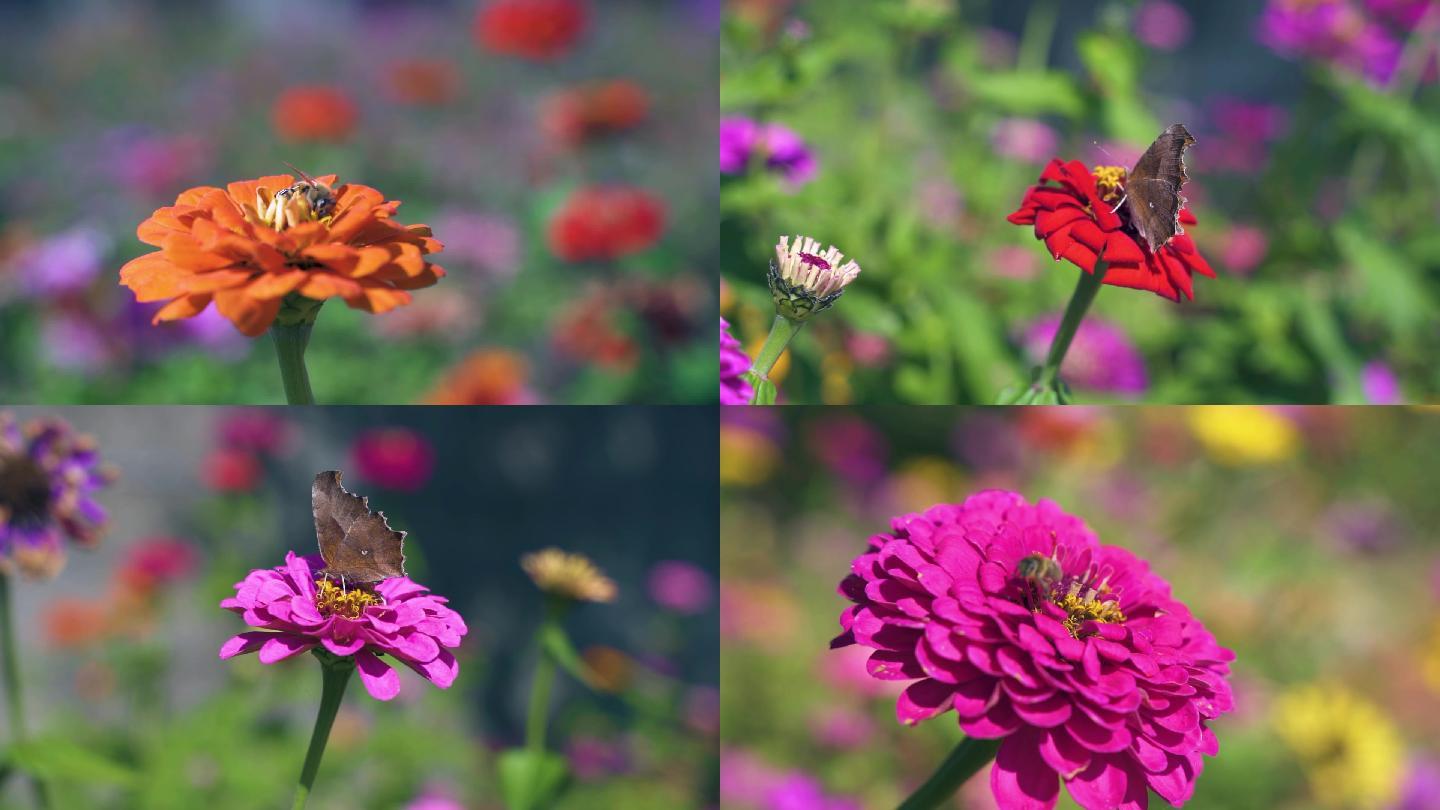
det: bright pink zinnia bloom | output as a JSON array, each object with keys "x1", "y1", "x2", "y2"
[
  {"x1": 220, "y1": 552, "x2": 466, "y2": 701},
  {"x1": 833, "y1": 491, "x2": 1234, "y2": 810}
]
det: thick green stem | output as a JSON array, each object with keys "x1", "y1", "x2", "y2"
[
  {"x1": 270, "y1": 323, "x2": 316, "y2": 405},
  {"x1": 525, "y1": 614, "x2": 560, "y2": 756},
  {"x1": 1034, "y1": 261, "x2": 1108, "y2": 392},
  {"x1": 896, "y1": 736, "x2": 1003, "y2": 810},
  {"x1": 747, "y1": 314, "x2": 804, "y2": 402},
  {"x1": 1, "y1": 573, "x2": 49, "y2": 808},
  {"x1": 291, "y1": 656, "x2": 354, "y2": 810},
  {"x1": 1017, "y1": 0, "x2": 1059, "y2": 72}
]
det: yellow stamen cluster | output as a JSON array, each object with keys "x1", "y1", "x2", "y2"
[
  {"x1": 314, "y1": 579, "x2": 381, "y2": 619},
  {"x1": 1091, "y1": 165, "x2": 1128, "y2": 205},
  {"x1": 521, "y1": 548, "x2": 617, "y2": 603},
  {"x1": 256, "y1": 187, "x2": 330, "y2": 232},
  {"x1": 1054, "y1": 590, "x2": 1127, "y2": 638}
]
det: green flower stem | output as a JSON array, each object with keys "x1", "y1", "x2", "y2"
[
  {"x1": 896, "y1": 736, "x2": 1003, "y2": 810},
  {"x1": 1033, "y1": 260, "x2": 1109, "y2": 394},
  {"x1": 525, "y1": 603, "x2": 563, "y2": 756},
  {"x1": 270, "y1": 323, "x2": 316, "y2": 405},
  {"x1": 291, "y1": 654, "x2": 354, "y2": 810},
  {"x1": 0, "y1": 573, "x2": 49, "y2": 808},
  {"x1": 747, "y1": 314, "x2": 804, "y2": 402}
]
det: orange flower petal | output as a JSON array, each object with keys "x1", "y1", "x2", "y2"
[
  {"x1": 298, "y1": 273, "x2": 363, "y2": 300},
  {"x1": 176, "y1": 185, "x2": 224, "y2": 206},
  {"x1": 161, "y1": 234, "x2": 236, "y2": 272},
  {"x1": 152, "y1": 294, "x2": 213, "y2": 323},
  {"x1": 178, "y1": 268, "x2": 256, "y2": 294},
  {"x1": 214, "y1": 289, "x2": 282, "y2": 337},
  {"x1": 119, "y1": 254, "x2": 190, "y2": 301},
  {"x1": 301, "y1": 243, "x2": 359, "y2": 270},
  {"x1": 344, "y1": 282, "x2": 412, "y2": 313},
  {"x1": 243, "y1": 270, "x2": 308, "y2": 299}
]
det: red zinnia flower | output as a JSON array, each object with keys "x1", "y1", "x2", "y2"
[
  {"x1": 474, "y1": 0, "x2": 588, "y2": 61},
  {"x1": 547, "y1": 186, "x2": 665, "y2": 263},
  {"x1": 1007, "y1": 160, "x2": 1216, "y2": 301},
  {"x1": 271, "y1": 86, "x2": 359, "y2": 143},
  {"x1": 383, "y1": 58, "x2": 461, "y2": 107},
  {"x1": 203, "y1": 448, "x2": 261, "y2": 493},
  {"x1": 541, "y1": 80, "x2": 649, "y2": 146}
]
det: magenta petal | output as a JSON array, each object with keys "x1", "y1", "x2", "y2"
[
  {"x1": 355, "y1": 650, "x2": 401, "y2": 700},
  {"x1": 258, "y1": 634, "x2": 316, "y2": 664},
  {"x1": 897, "y1": 679, "x2": 955, "y2": 725},
  {"x1": 399, "y1": 647, "x2": 458, "y2": 688},
  {"x1": 321, "y1": 635, "x2": 366, "y2": 656},
  {"x1": 219, "y1": 631, "x2": 270, "y2": 659},
  {"x1": 1066, "y1": 755, "x2": 1135, "y2": 810},
  {"x1": 990, "y1": 728, "x2": 1060, "y2": 810}
]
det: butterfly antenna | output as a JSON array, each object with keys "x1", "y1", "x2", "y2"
[
  {"x1": 1091, "y1": 140, "x2": 1118, "y2": 162},
  {"x1": 1109, "y1": 193, "x2": 1128, "y2": 214}
]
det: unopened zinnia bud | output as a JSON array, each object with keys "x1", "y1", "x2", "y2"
[
  {"x1": 521, "y1": 548, "x2": 617, "y2": 603},
  {"x1": 768, "y1": 235, "x2": 861, "y2": 322}
]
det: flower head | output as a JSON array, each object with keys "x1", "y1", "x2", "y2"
[
  {"x1": 351, "y1": 428, "x2": 436, "y2": 492},
  {"x1": 521, "y1": 548, "x2": 616, "y2": 603},
  {"x1": 1007, "y1": 159, "x2": 1216, "y2": 301},
  {"x1": 220, "y1": 551, "x2": 466, "y2": 700},
  {"x1": 768, "y1": 236, "x2": 861, "y2": 322},
  {"x1": 1272, "y1": 682, "x2": 1404, "y2": 808},
  {"x1": 474, "y1": 0, "x2": 588, "y2": 61},
  {"x1": 719, "y1": 117, "x2": 817, "y2": 187},
  {"x1": 117, "y1": 537, "x2": 200, "y2": 595},
  {"x1": 0, "y1": 414, "x2": 115, "y2": 579},
  {"x1": 120, "y1": 173, "x2": 445, "y2": 336},
  {"x1": 547, "y1": 186, "x2": 665, "y2": 263},
  {"x1": 833, "y1": 490, "x2": 1234, "y2": 810},
  {"x1": 647, "y1": 560, "x2": 713, "y2": 615},
  {"x1": 383, "y1": 59, "x2": 461, "y2": 107},
  {"x1": 424, "y1": 349, "x2": 535, "y2": 405},
  {"x1": 1021, "y1": 315, "x2": 1148, "y2": 396},
  {"x1": 720, "y1": 318, "x2": 754, "y2": 405},
  {"x1": 542, "y1": 80, "x2": 649, "y2": 146},
  {"x1": 271, "y1": 86, "x2": 359, "y2": 143}
]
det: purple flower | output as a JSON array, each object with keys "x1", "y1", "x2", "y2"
[
  {"x1": 648, "y1": 560, "x2": 713, "y2": 614},
  {"x1": 1134, "y1": 1, "x2": 1193, "y2": 50},
  {"x1": 1219, "y1": 225, "x2": 1269, "y2": 275},
  {"x1": 0, "y1": 414, "x2": 114, "y2": 580},
  {"x1": 41, "y1": 311, "x2": 113, "y2": 373},
  {"x1": 767, "y1": 773, "x2": 863, "y2": 810},
  {"x1": 1395, "y1": 757, "x2": 1440, "y2": 810},
  {"x1": 1208, "y1": 99, "x2": 1289, "y2": 173},
  {"x1": 1021, "y1": 316, "x2": 1147, "y2": 396},
  {"x1": 721, "y1": 317, "x2": 754, "y2": 405},
  {"x1": 806, "y1": 415, "x2": 888, "y2": 490},
  {"x1": 566, "y1": 735, "x2": 631, "y2": 780},
  {"x1": 6, "y1": 226, "x2": 110, "y2": 298},
  {"x1": 1322, "y1": 497, "x2": 1402, "y2": 553},
  {"x1": 1362, "y1": 361, "x2": 1402, "y2": 403},
  {"x1": 720, "y1": 117, "x2": 817, "y2": 187},
  {"x1": 991, "y1": 118, "x2": 1059, "y2": 164},
  {"x1": 1259, "y1": 0, "x2": 1404, "y2": 84},
  {"x1": 429, "y1": 211, "x2": 521, "y2": 282},
  {"x1": 219, "y1": 552, "x2": 467, "y2": 701}
]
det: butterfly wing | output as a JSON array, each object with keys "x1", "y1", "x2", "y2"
[
  {"x1": 311, "y1": 470, "x2": 406, "y2": 583},
  {"x1": 1125, "y1": 123, "x2": 1194, "y2": 253}
]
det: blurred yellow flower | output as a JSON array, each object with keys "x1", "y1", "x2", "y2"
[
  {"x1": 885, "y1": 457, "x2": 967, "y2": 512},
  {"x1": 1187, "y1": 406, "x2": 1299, "y2": 466},
  {"x1": 1423, "y1": 618, "x2": 1440, "y2": 694},
  {"x1": 1271, "y1": 682, "x2": 1404, "y2": 809},
  {"x1": 719, "y1": 425, "x2": 779, "y2": 486}
]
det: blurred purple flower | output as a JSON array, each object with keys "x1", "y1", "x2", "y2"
[
  {"x1": 809, "y1": 705, "x2": 875, "y2": 750},
  {"x1": 1259, "y1": 0, "x2": 1404, "y2": 84},
  {"x1": 990, "y1": 118, "x2": 1059, "y2": 164},
  {"x1": 218, "y1": 410, "x2": 292, "y2": 456},
  {"x1": 1134, "y1": 1, "x2": 1193, "y2": 50},
  {"x1": 566, "y1": 735, "x2": 631, "y2": 780},
  {"x1": 1366, "y1": 0, "x2": 1436, "y2": 28},
  {"x1": 953, "y1": 413, "x2": 1023, "y2": 473},
  {"x1": 1322, "y1": 497, "x2": 1402, "y2": 553},
  {"x1": 684, "y1": 685, "x2": 721, "y2": 735},
  {"x1": 1220, "y1": 224, "x2": 1269, "y2": 275},
  {"x1": 767, "y1": 773, "x2": 862, "y2": 810},
  {"x1": 1362, "y1": 361, "x2": 1402, "y2": 403},
  {"x1": 8, "y1": 226, "x2": 109, "y2": 298},
  {"x1": 720, "y1": 117, "x2": 817, "y2": 187},
  {"x1": 1207, "y1": 99, "x2": 1288, "y2": 173},
  {"x1": 648, "y1": 560, "x2": 713, "y2": 615},
  {"x1": 1021, "y1": 315, "x2": 1147, "y2": 396},
  {"x1": 106, "y1": 132, "x2": 212, "y2": 198},
  {"x1": 721, "y1": 318, "x2": 754, "y2": 405},
  {"x1": 805, "y1": 416, "x2": 888, "y2": 490},
  {"x1": 41, "y1": 311, "x2": 112, "y2": 373},
  {"x1": 352, "y1": 427, "x2": 436, "y2": 492},
  {"x1": 429, "y1": 211, "x2": 520, "y2": 282},
  {"x1": 404, "y1": 788, "x2": 465, "y2": 810},
  {"x1": 1395, "y1": 757, "x2": 1440, "y2": 810}
]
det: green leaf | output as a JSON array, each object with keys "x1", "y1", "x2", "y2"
[
  {"x1": 1336, "y1": 221, "x2": 1434, "y2": 334},
  {"x1": 498, "y1": 749, "x2": 570, "y2": 810},
  {"x1": 9, "y1": 738, "x2": 136, "y2": 787},
  {"x1": 540, "y1": 623, "x2": 594, "y2": 689},
  {"x1": 965, "y1": 71, "x2": 1084, "y2": 118}
]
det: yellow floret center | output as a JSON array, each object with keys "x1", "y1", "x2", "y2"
[
  {"x1": 1091, "y1": 165, "x2": 1128, "y2": 205},
  {"x1": 314, "y1": 579, "x2": 381, "y2": 619},
  {"x1": 256, "y1": 188, "x2": 333, "y2": 232},
  {"x1": 1054, "y1": 590, "x2": 1127, "y2": 638}
]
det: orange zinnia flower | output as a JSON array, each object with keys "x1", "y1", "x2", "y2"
[
  {"x1": 541, "y1": 80, "x2": 649, "y2": 146},
  {"x1": 271, "y1": 86, "x2": 359, "y2": 143},
  {"x1": 425, "y1": 349, "x2": 535, "y2": 404},
  {"x1": 119, "y1": 173, "x2": 445, "y2": 336}
]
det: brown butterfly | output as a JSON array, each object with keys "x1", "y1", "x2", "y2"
[
  {"x1": 311, "y1": 470, "x2": 406, "y2": 585},
  {"x1": 1122, "y1": 123, "x2": 1195, "y2": 253}
]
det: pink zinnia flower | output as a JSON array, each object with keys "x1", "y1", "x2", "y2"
[
  {"x1": 832, "y1": 491, "x2": 1234, "y2": 810},
  {"x1": 351, "y1": 427, "x2": 437, "y2": 492},
  {"x1": 648, "y1": 560, "x2": 714, "y2": 615},
  {"x1": 220, "y1": 552, "x2": 467, "y2": 701},
  {"x1": 721, "y1": 317, "x2": 754, "y2": 405}
]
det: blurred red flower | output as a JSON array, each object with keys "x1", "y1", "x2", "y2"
[
  {"x1": 474, "y1": 0, "x2": 588, "y2": 61},
  {"x1": 551, "y1": 287, "x2": 640, "y2": 371},
  {"x1": 118, "y1": 537, "x2": 200, "y2": 595},
  {"x1": 542, "y1": 80, "x2": 649, "y2": 146},
  {"x1": 384, "y1": 58, "x2": 461, "y2": 107},
  {"x1": 351, "y1": 427, "x2": 436, "y2": 492},
  {"x1": 218, "y1": 409, "x2": 292, "y2": 455},
  {"x1": 271, "y1": 85, "x2": 359, "y2": 143},
  {"x1": 203, "y1": 448, "x2": 261, "y2": 492},
  {"x1": 426, "y1": 349, "x2": 535, "y2": 404},
  {"x1": 547, "y1": 186, "x2": 665, "y2": 262},
  {"x1": 1007, "y1": 159, "x2": 1216, "y2": 301}
]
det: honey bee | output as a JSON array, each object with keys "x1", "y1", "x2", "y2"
[
  {"x1": 1015, "y1": 552, "x2": 1063, "y2": 594},
  {"x1": 277, "y1": 162, "x2": 337, "y2": 219}
]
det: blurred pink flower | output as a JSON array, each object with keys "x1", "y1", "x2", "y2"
[
  {"x1": 809, "y1": 705, "x2": 875, "y2": 749},
  {"x1": 404, "y1": 787, "x2": 466, "y2": 810},
  {"x1": 1207, "y1": 99, "x2": 1288, "y2": 173},
  {"x1": 7, "y1": 226, "x2": 109, "y2": 298},
  {"x1": 1395, "y1": 757, "x2": 1440, "y2": 810},
  {"x1": 566, "y1": 734, "x2": 631, "y2": 780},
  {"x1": 834, "y1": 491, "x2": 1234, "y2": 810},
  {"x1": 1362, "y1": 361, "x2": 1402, "y2": 404},
  {"x1": 118, "y1": 537, "x2": 200, "y2": 594},
  {"x1": 41, "y1": 311, "x2": 112, "y2": 373},
  {"x1": 685, "y1": 685, "x2": 721, "y2": 735},
  {"x1": 202, "y1": 448, "x2": 261, "y2": 493},
  {"x1": 991, "y1": 118, "x2": 1059, "y2": 164},
  {"x1": 648, "y1": 560, "x2": 714, "y2": 615},
  {"x1": 374, "y1": 287, "x2": 481, "y2": 340},
  {"x1": 845, "y1": 332, "x2": 891, "y2": 367},
  {"x1": 1021, "y1": 315, "x2": 1148, "y2": 396},
  {"x1": 430, "y1": 211, "x2": 521, "y2": 282},
  {"x1": 218, "y1": 410, "x2": 292, "y2": 456},
  {"x1": 107, "y1": 132, "x2": 212, "y2": 198},
  {"x1": 805, "y1": 416, "x2": 888, "y2": 490},
  {"x1": 1259, "y1": 0, "x2": 1404, "y2": 84},
  {"x1": 1134, "y1": 1, "x2": 1192, "y2": 50},
  {"x1": 352, "y1": 427, "x2": 436, "y2": 492},
  {"x1": 989, "y1": 245, "x2": 1040, "y2": 281},
  {"x1": 1219, "y1": 225, "x2": 1269, "y2": 275}
]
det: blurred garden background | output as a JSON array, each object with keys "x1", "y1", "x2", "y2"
[
  {"x1": 0, "y1": 0, "x2": 718, "y2": 404},
  {"x1": 720, "y1": 406, "x2": 1440, "y2": 808},
  {"x1": 720, "y1": 0, "x2": 1440, "y2": 404},
  {"x1": 0, "y1": 406, "x2": 718, "y2": 808}
]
